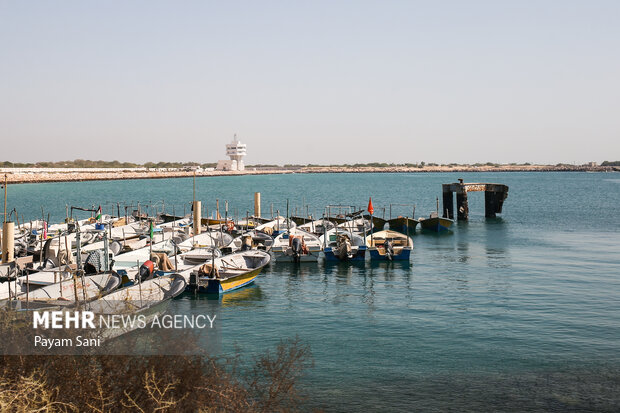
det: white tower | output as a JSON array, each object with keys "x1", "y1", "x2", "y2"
[{"x1": 225, "y1": 134, "x2": 246, "y2": 171}]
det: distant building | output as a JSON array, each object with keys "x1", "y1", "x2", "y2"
[
  {"x1": 585, "y1": 161, "x2": 598, "y2": 167},
  {"x1": 216, "y1": 135, "x2": 246, "y2": 171}
]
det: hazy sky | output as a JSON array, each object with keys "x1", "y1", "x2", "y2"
[{"x1": 1, "y1": 1, "x2": 618, "y2": 164}]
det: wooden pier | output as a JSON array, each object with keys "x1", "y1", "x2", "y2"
[{"x1": 442, "y1": 179, "x2": 509, "y2": 220}]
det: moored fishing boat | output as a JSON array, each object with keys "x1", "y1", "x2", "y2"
[
  {"x1": 419, "y1": 213, "x2": 453, "y2": 232},
  {"x1": 255, "y1": 216, "x2": 295, "y2": 236},
  {"x1": 320, "y1": 229, "x2": 367, "y2": 262},
  {"x1": 86, "y1": 273, "x2": 187, "y2": 340},
  {"x1": 176, "y1": 231, "x2": 233, "y2": 252},
  {"x1": 5, "y1": 272, "x2": 122, "y2": 309},
  {"x1": 235, "y1": 215, "x2": 272, "y2": 229},
  {"x1": 419, "y1": 198, "x2": 453, "y2": 232},
  {"x1": 364, "y1": 214, "x2": 387, "y2": 232},
  {"x1": 297, "y1": 218, "x2": 335, "y2": 235},
  {"x1": 325, "y1": 209, "x2": 365, "y2": 226},
  {"x1": 225, "y1": 230, "x2": 274, "y2": 253},
  {"x1": 387, "y1": 216, "x2": 419, "y2": 235},
  {"x1": 336, "y1": 217, "x2": 372, "y2": 235},
  {"x1": 367, "y1": 230, "x2": 413, "y2": 261},
  {"x1": 187, "y1": 250, "x2": 271, "y2": 294},
  {"x1": 272, "y1": 228, "x2": 322, "y2": 262},
  {"x1": 0, "y1": 265, "x2": 76, "y2": 299}
]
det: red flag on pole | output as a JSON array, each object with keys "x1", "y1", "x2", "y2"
[{"x1": 367, "y1": 197, "x2": 374, "y2": 215}]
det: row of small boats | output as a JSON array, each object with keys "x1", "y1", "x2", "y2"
[
  {"x1": 0, "y1": 203, "x2": 451, "y2": 332},
  {"x1": 2, "y1": 207, "x2": 447, "y2": 297}
]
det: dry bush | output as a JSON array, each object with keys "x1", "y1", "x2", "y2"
[
  {"x1": 0, "y1": 370, "x2": 76, "y2": 412},
  {"x1": 248, "y1": 337, "x2": 314, "y2": 412},
  {"x1": 0, "y1": 334, "x2": 312, "y2": 412}
]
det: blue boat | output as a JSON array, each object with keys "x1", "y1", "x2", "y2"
[
  {"x1": 419, "y1": 198, "x2": 453, "y2": 232},
  {"x1": 419, "y1": 213, "x2": 453, "y2": 232},
  {"x1": 320, "y1": 229, "x2": 367, "y2": 262},
  {"x1": 367, "y1": 230, "x2": 413, "y2": 261}
]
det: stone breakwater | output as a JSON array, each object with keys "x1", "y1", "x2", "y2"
[{"x1": 2, "y1": 165, "x2": 617, "y2": 184}]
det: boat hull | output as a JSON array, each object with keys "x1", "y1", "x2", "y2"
[
  {"x1": 369, "y1": 247, "x2": 411, "y2": 261},
  {"x1": 420, "y1": 217, "x2": 453, "y2": 232},
  {"x1": 323, "y1": 246, "x2": 367, "y2": 262},
  {"x1": 364, "y1": 215, "x2": 387, "y2": 231},
  {"x1": 200, "y1": 267, "x2": 264, "y2": 294},
  {"x1": 273, "y1": 250, "x2": 320, "y2": 263},
  {"x1": 387, "y1": 217, "x2": 419, "y2": 235}
]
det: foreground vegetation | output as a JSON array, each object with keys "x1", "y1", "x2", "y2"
[
  {"x1": 0, "y1": 311, "x2": 312, "y2": 412},
  {"x1": 0, "y1": 339, "x2": 311, "y2": 412}
]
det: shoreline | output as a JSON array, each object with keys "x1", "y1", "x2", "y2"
[{"x1": 2, "y1": 165, "x2": 617, "y2": 184}]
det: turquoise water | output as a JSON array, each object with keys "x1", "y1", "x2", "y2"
[{"x1": 7, "y1": 172, "x2": 620, "y2": 411}]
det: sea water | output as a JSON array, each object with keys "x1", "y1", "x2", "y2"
[{"x1": 6, "y1": 172, "x2": 620, "y2": 411}]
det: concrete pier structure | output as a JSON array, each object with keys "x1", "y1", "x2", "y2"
[{"x1": 442, "y1": 179, "x2": 509, "y2": 220}]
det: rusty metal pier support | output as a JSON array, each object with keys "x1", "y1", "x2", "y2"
[{"x1": 442, "y1": 179, "x2": 509, "y2": 220}]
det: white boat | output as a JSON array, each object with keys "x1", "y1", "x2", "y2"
[
  {"x1": 3, "y1": 236, "x2": 170, "y2": 293},
  {"x1": 234, "y1": 215, "x2": 272, "y2": 230},
  {"x1": 87, "y1": 273, "x2": 186, "y2": 314},
  {"x1": 111, "y1": 238, "x2": 179, "y2": 272},
  {"x1": 177, "y1": 247, "x2": 222, "y2": 265},
  {"x1": 9, "y1": 272, "x2": 122, "y2": 307},
  {"x1": 255, "y1": 216, "x2": 296, "y2": 235},
  {"x1": 86, "y1": 273, "x2": 187, "y2": 340},
  {"x1": 0, "y1": 265, "x2": 76, "y2": 300},
  {"x1": 297, "y1": 219, "x2": 335, "y2": 235},
  {"x1": 272, "y1": 228, "x2": 322, "y2": 262},
  {"x1": 177, "y1": 231, "x2": 233, "y2": 252},
  {"x1": 336, "y1": 217, "x2": 372, "y2": 234},
  {"x1": 225, "y1": 231, "x2": 274, "y2": 253}
]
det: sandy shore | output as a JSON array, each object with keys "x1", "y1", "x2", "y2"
[{"x1": 2, "y1": 164, "x2": 617, "y2": 184}]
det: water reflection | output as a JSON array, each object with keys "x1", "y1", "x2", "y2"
[
  {"x1": 323, "y1": 261, "x2": 357, "y2": 284},
  {"x1": 484, "y1": 220, "x2": 510, "y2": 269},
  {"x1": 456, "y1": 242, "x2": 470, "y2": 263},
  {"x1": 360, "y1": 266, "x2": 376, "y2": 311},
  {"x1": 367, "y1": 260, "x2": 412, "y2": 279},
  {"x1": 180, "y1": 284, "x2": 265, "y2": 307}
]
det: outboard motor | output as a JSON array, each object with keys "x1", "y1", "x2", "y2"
[
  {"x1": 42, "y1": 238, "x2": 54, "y2": 263},
  {"x1": 336, "y1": 236, "x2": 352, "y2": 260},
  {"x1": 291, "y1": 236, "x2": 303, "y2": 262},
  {"x1": 240, "y1": 235, "x2": 252, "y2": 251},
  {"x1": 383, "y1": 239, "x2": 394, "y2": 261},
  {"x1": 109, "y1": 240, "x2": 122, "y2": 256},
  {"x1": 14, "y1": 238, "x2": 27, "y2": 257},
  {"x1": 138, "y1": 260, "x2": 155, "y2": 282}
]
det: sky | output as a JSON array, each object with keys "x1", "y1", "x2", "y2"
[{"x1": 1, "y1": 1, "x2": 618, "y2": 165}]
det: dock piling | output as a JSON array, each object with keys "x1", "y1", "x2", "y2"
[
  {"x1": 2, "y1": 221, "x2": 14, "y2": 263},
  {"x1": 193, "y1": 201, "x2": 202, "y2": 235},
  {"x1": 442, "y1": 190, "x2": 454, "y2": 220},
  {"x1": 442, "y1": 179, "x2": 509, "y2": 220},
  {"x1": 254, "y1": 192, "x2": 261, "y2": 217},
  {"x1": 456, "y1": 191, "x2": 469, "y2": 220}
]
